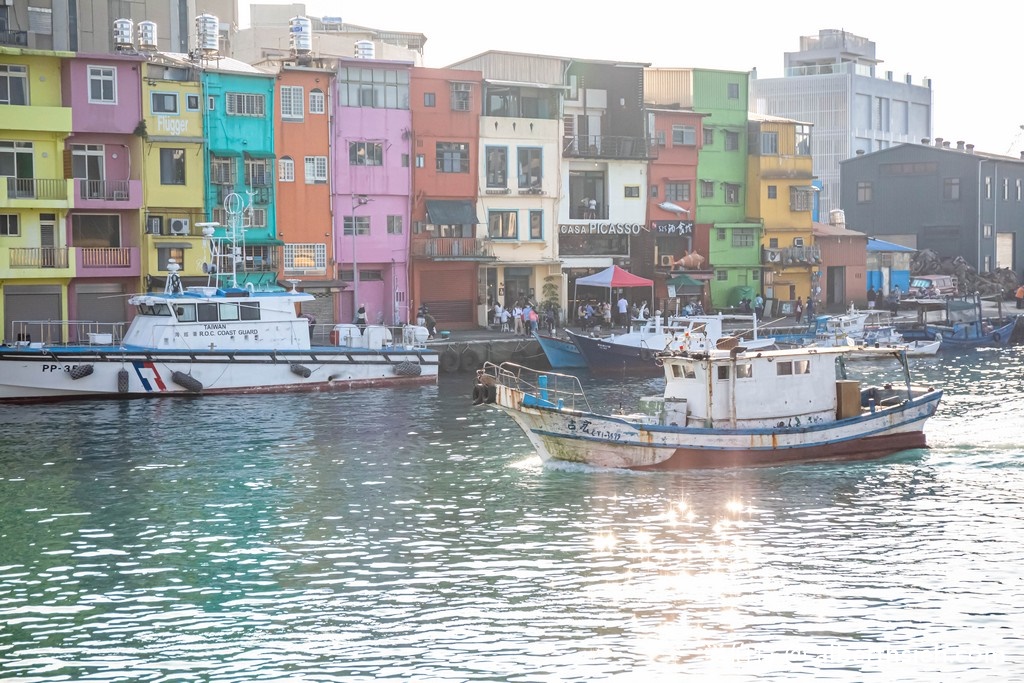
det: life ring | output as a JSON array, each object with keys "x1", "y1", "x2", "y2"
[
  {"x1": 460, "y1": 348, "x2": 482, "y2": 373},
  {"x1": 439, "y1": 349, "x2": 460, "y2": 373},
  {"x1": 639, "y1": 346, "x2": 655, "y2": 362}
]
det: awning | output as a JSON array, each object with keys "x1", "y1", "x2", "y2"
[
  {"x1": 867, "y1": 237, "x2": 916, "y2": 252},
  {"x1": 667, "y1": 274, "x2": 704, "y2": 287},
  {"x1": 154, "y1": 242, "x2": 193, "y2": 249},
  {"x1": 426, "y1": 199, "x2": 479, "y2": 225},
  {"x1": 247, "y1": 238, "x2": 285, "y2": 246},
  {"x1": 209, "y1": 148, "x2": 240, "y2": 157},
  {"x1": 790, "y1": 185, "x2": 820, "y2": 192},
  {"x1": 244, "y1": 150, "x2": 276, "y2": 159}
]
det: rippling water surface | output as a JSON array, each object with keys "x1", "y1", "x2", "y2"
[{"x1": 1, "y1": 348, "x2": 1022, "y2": 681}]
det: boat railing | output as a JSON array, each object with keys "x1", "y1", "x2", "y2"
[
  {"x1": 310, "y1": 322, "x2": 430, "y2": 349},
  {"x1": 488, "y1": 361, "x2": 592, "y2": 413},
  {"x1": 7, "y1": 320, "x2": 128, "y2": 346}
]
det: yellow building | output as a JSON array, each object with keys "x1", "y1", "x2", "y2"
[
  {"x1": 747, "y1": 114, "x2": 819, "y2": 304},
  {"x1": 139, "y1": 57, "x2": 206, "y2": 290},
  {"x1": 0, "y1": 46, "x2": 74, "y2": 340}
]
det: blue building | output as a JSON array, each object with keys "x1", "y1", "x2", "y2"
[{"x1": 865, "y1": 237, "x2": 914, "y2": 294}]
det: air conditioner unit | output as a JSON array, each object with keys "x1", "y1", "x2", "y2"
[
  {"x1": 793, "y1": 237, "x2": 805, "y2": 247},
  {"x1": 766, "y1": 249, "x2": 781, "y2": 263},
  {"x1": 146, "y1": 216, "x2": 163, "y2": 235},
  {"x1": 169, "y1": 218, "x2": 190, "y2": 235},
  {"x1": 660, "y1": 254, "x2": 674, "y2": 267}
]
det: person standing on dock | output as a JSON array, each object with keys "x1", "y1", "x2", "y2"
[
  {"x1": 795, "y1": 297, "x2": 804, "y2": 324},
  {"x1": 1015, "y1": 284, "x2": 1024, "y2": 309},
  {"x1": 512, "y1": 303, "x2": 524, "y2": 336},
  {"x1": 356, "y1": 304, "x2": 367, "y2": 332}
]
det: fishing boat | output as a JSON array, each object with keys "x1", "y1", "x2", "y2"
[
  {"x1": 897, "y1": 295, "x2": 1017, "y2": 349},
  {"x1": 471, "y1": 344, "x2": 942, "y2": 470},
  {"x1": 533, "y1": 332, "x2": 586, "y2": 368},
  {"x1": 0, "y1": 196, "x2": 437, "y2": 403},
  {"x1": 566, "y1": 313, "x2": 775, "y2": 376},
  {"x1": 809, "y1": 324, "x2": 941, "y2": 358}
]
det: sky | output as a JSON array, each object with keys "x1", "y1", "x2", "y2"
[{"x1": 241, "y1": 1, "x2": 1024, "y2": 158}]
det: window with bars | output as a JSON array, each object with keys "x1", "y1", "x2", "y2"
[
  {"x1": 725, "y1": 184, "x2": 740, "y2": 204},
  {"x1": 244, "y1": 208, "x2": 267, "y2": 227},
  {"x1": 88, "y1": 66, "x2": 116, "y2": 103},
  {"x1": 304, "y1": 156, "x2": 328, "y2": 184},
  {"x1": 284, "y1": 243, "x2": 326, "y2": 271},
  {"x1": 450, "y1": 82, "x2": 472, "y2": 111},
  {"x1": 280, "y1": 85, "x2": 304, "y2": 119},
  {"x1": 725, "y1": 131, "x2": 739, "y2": 151},
  {"x1": 665, "y1": 182, "x2": 690, "y2": 202},
  {"x1": 210, "y1": 157, "x2": 234, "y2": 185},
  {"x1": 700, "y1": 180, "x2": 714, "y2": 199},
  {"x1": 732, "y1": 228, "x2": 755, "y2": 247},
  {"x1": 226, "y1": 92, "x2": 266, "y2": 117},
  {"x1": 789, "y1": 187, "x2": 814, "y2": 211},
  {"x1": 245, "y1": 158, "x2": 271, "y2": 187}
]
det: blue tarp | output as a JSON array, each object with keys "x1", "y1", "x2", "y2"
[{"x1": 866, "y1": 238, "x2": 916, "y2": 253}]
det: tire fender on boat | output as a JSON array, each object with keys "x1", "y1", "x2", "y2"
[
  {"x1": 69, "y1": 364, "x2": 94, "y2": 380},
  {"x1": 993, "y1": 332, "x2": 1001, "y2": 343},
  {"x1": 439, "y1": 349, "x2": 460, "y2": 373},
  {"x1": 171, "y1": 370, "x2": 203, "y2": 393},
  {"x1": 460, "y1": 348, "x2": 482, "y2": 373}
]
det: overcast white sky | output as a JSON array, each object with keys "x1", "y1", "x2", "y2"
[{"x1": 242, "y1": 1, "x2": 1024, "y2": 157}]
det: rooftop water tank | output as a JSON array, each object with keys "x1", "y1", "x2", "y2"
[
  {"x1": 289, "y1": 16, "x2": 313, "y2": 54},
  {"x1": 113, "y1": 19, "x2": 133, "y2": 50},
  {"x1": 196, "y1": 13, "x2": 219, "y2": 54},
  {"x1": 829, "y1": 209, "x2": 846, "y2": 226},
  {"x1": 138, "y1": 21, "x2": 158, "y2": 51},
  {"x1": 354, "y1": 40, "x2": 375, "y2": 60}
]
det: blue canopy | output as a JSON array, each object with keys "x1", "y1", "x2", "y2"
[{"x1": 866, "y1": 237, "x2": 916, "y2": 253}]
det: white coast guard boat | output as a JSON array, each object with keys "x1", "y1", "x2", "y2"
[
  {"x1": 472, "y1": 344, "x2": 941, "y2": 470},
  {"x1": 0, "y1": 196, "x2": 437, "y2": 403}
]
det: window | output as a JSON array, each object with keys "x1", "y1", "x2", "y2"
[
  {"x1": 424, "y1": 92, "x2": 436, "y2": 107},
  {"x1": 1018, "y1": 179, "x2": 1023, "y2": 202},
  {"x1": 717, "y1": 366, "x2": 730, "y2": 380},
  {"x1": 284, "y1": 243, "x2": 327, "y2": 271},
  {"x1": 517, "y1": 147, "x2": 542, "y2": 188},
  {"x1": 732, "y1": 228, "x2": 755, "y2": 247},
  {"x1": 724, "y1": 131, "x2": 739, "y2": 151},
  {"x1": 672, "y1": 125, "x2": 696, "y2": 146},
  {"x1": 650, "y1": 185, "x2": 658, "y2": 198},
  {"x1": 724, "y1": 184, "x2": 740, "y2": 204},
  {"x1": 529, "y1": 210, "x2": 542, "y2": 239},
  {"x1": 71, "y1": 143, "x2": 104, "y2": 181},
  {"x1": 700, "y1": 181, "x2": 714, "y2": 199},
  {"x1": 727, "y1": 82, "x2": 740, "y2": 99},
  {"x1": 437, "y1": 142, "x2": 469, "y2": 173},
  {"x1": 186, "y1": 93, "x2": 200, "y2": 111},
  {"x1": 665, "y1": 182, "x2": 690, "y2": 202},
  {"x1": 795, "y1": 125, "x2": 811, "y2": 155},
  {"x1": 159, "y1": 148, "x2": 185, "y2": 185},
  {"x1": 157, "y1": 247, "x2": 186, "y2": 271},
  {"x1": 402, "y1": 153, "x2": 409, "y2": 167},
  {"x1": 360, "y1": 269, "x2": 384, "y2": 281},
  {"x1": 790, "y1": 187, "x2": 814, "y2": 212},
  {"x1": 760, "y1": 132, "x2": 778, "y2": 155},
  {"x1": 0, "y1": 214, "x2": 19, "y2": 236},
  {"x1": 777, "y1": 361, "x2": 793, "y2": 376},
  {"x1": 716, "y1": 228, "x2": 726, "y2": 240},
  {"x1": 450, "y1": 82, "x2": 472, "y2": 111},
  {"x1": 857, "y1": 181, "x2": 873, "y2": 203},
  {"x1": 0, "y1": 65, "x2": 28, "y2": 105},
  {"x1": 943, "y1": 177, "x2": 960, "y2": 200},
  {"x1": 210, "y1": 156, "x2": 234, "y2": 185},
  {"x1": 337, "y1": 66, "x2": 410, "y2": 110},
  {"x1": 769, "y1": 238, "x2": 779, "y2": 248},
  {"x1": 768, "y1": 185, "x2": 777, "y2": 199},
  {"x1": 486, "y1": 146, "x2": 507, "y2": 187},
  {"x1": 703, "y1": 128, "x2": 714, "y2": 145},
  {"x1": 245, "y1": 158, "x2": 271, "y2": 187},
  {"x1": 226, "y1": 92, "x2": 266, "y2": 117},
  {"x1": 280, "y1": 85, "x2": 304, "y2": 120},
  {"x1": 244, "y1": 208, "x2": 268, "y2": 228},
  {"x1": 309, "y1": 89, "x2": 325, "y2": 114},
  {"x1": 349, "y1": 141, "x2": 383, "y2": 166},
  {"x1": 716, "y1": 269, "x2": 728, "y2": 281},
  {"x1": 984, "y1": 255, "x2": 991, "y2": 272},
  {"x1": 736, "y1": 363, "x2": 752, "y2": 379},
  {"x1": 624, "y1": 185, "x2": 640, "y2": 198},
  {"x1": 983, "y1": 224, "x2": 993, "y2": 238},
  {"x1": 985, "y1": 176, "x2": 991, "y2": 199},
  {"x1": 1003, "y1": 178, "x2": 1009, "y2": 201},
  {"x1": 151, "y1": 91, "x2": 178, "y2": 114},
  {"x1": 304, "y1": 156, "x2": 328, "y2": 184},
  {"x1": 387, "y1": 215, "x2": 403, "y2": 234},
  {"x1": 88, "y1": 66, "x2": 116, "y2": 103},
  {"x1": 488, "y1": 210, "x2": 517, "y2": 239},
  {"x1": 343, "y1": 216, "x2": 370, "y2": 236},
  {"x1": 278, "y1": 156, "x2": 294, "y2": 182},
  {"x1": 415, "y1": 154, "x2": 425, "y2": 168},
  {"x1": 208, "y1": 95, "x2": 216, "y2": 110}
]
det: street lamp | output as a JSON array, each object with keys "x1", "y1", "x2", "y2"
[{"x1": 351, "y1": 194, "x2": 370, "y2": 320}]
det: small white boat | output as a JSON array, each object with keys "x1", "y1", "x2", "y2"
[
  {"x1": 472, "y1": 344, "x2": 942, "y2": 470},
  {"x1": 0, "y1": 195, "x2": 437, "y2": 403},
  {"x1": 812, "y1": 325, "x2": 941, "y2": 358}
]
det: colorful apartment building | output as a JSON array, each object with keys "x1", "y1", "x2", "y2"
[
  {"x1": 0, "y1": 46, "x2": 74, "y2": 342},
  {"x1": 747, "y1": 113, "x2": 818, "y2": 305},
  {"x1": 333, "y1": 57, "x2": 414, "y2": 326},
  {"x1": 63, "y1": 51, "x2": 145, "y2": 324},
  {"x1": 408, "y1": 66, "x2": 488, "y2": 330}
]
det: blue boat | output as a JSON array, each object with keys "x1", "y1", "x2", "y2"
[
  {"x1": 533, "y1": 332, "x2": 586, "y2": 368},
  {"x1": 898, "y1": 295, "x2": 1019, "y2": 348},
  {"x1": 924, "y1": 317, "x2": 1017, "y2": 349}
]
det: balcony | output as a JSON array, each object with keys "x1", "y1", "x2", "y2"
[
  {"x1": 764, "y1": 246, "x2": 822, "y2": 265},
  {"x1": 75, "y1": 247, "x2": 141, "y2": 277},
  {"x1": 0, "y1": 30, "x2": 29, "y2": 47},
  {"x1": 1, "y1": 177, "x2": 71, "y2": 208},
  {"x1": 75, "y1": 179, "x2": 143, "y2": 209},
  {"x1": 411, "y1": 237, "x2": 495, "y2": 260},
  {"x1": 8, "y1": 247, "x2": 71, "y2": 270},
  {"x1": 562, "y1": 135, "x2": 658, "y2": 160}
]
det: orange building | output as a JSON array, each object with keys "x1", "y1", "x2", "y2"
[
  {"x1": 269, "y1": 58, "x2": 339, "y2": 324},
  {"x1": 408, "y1": 66, "x2": 488, "y2": 329}
]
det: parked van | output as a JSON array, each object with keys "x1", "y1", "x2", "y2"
[{"x1": 908, "y1": 274, "x2": 958, "y2": 298}]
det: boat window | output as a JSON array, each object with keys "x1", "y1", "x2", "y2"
[
  {"x1": 777, "y1": 361, "x2": 793, "y2": 375},
  {"x1": 736, "y1": 363, "x2": 752, "y2": 378},
  {"x1": 151, "y1": 303, "x2": 171, "y2": 316},
  {"x1": 794, "y1": 360, "x2": 811, "y2": 374},
  {"x1": 239, "y1": 302, "x2": 261, "y2": 321},
  {"x1": 174, "y1": 303, "x2": 197, "y2": 322},
  {"x1": 672, "y1": 362, "x2": 697, "y2": 379},
  {"x1": 219, "y1": 303, "x2": 239, "y2": 321},
  {"x1": 717, "y1": 366, "x2": 730, "y2": 380},
  {"x1": 197, "y1": 303, "x2": 219, "y2": 322},
  {"x1": 137, "y1": 304, "x2": 153, "y2": 315}
]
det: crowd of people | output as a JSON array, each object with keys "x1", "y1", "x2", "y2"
[{"x1": 489, "y1": 301, "x2": 555, "y2": 336}]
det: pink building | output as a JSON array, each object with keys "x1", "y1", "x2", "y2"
[
  {"x1": 62, "y1": 52, "x2": 145, "y2": 323},
  {"x1": 332, "y1": 58, "x2": 414, "y2": 325}
]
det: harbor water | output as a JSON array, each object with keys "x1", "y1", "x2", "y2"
[{"x1": 1, "y1": 347, "x2": 1022, "y2": 681}]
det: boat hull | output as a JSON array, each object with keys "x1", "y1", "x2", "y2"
[
  {"x1": 566, "y1": 331, "x2": 661, "y2": 376},
  {"x1": 493, "y1": 384, "x2": 941, "y2": 470},
  {"x1": 924, "y1": 318, "x2": 1016, "y2": 349},
  {"x1": 533, "y1": 333, "x2": 586, "y2": 368},
  {"x1": 0, "y1": 346, "x2": 438, "y2": 403}
]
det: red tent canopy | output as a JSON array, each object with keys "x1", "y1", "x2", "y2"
[{"x1": 574, "y1": 265, "x2": 653, "y2": 288}]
